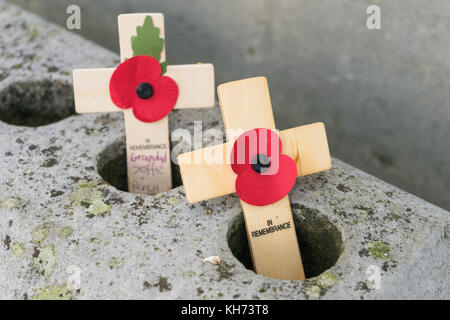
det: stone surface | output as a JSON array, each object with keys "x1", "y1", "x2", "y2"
[
  {"x1": 10, "y1": 0, "x2": 450, "y2": 211},
  {"x1": 0, "y1": 2, "x2": 449, "y2": 299}
]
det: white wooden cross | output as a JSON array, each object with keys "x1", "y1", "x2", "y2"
[
  {"x1": 178, "y1": 77, "x2": 331, "y2": 280},
  {"x1": 73, "y1": 13, "x2": 215, "y2": 194}
]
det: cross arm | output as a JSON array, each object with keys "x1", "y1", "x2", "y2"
[
  {"x1": 73, "y1": 68, "x2": 118, "y2": 114},
  {"x1": 178, "y1": 141, "x2": 235, "y2": 203},
  {"x1": 73, "y1": 64, "x2": 214, "y2": 115},
  {"x1": 166, "y1": 63, "x2": 215, "y2": 109},
  {"x1": 178, "y1": 122, "x2": 332, "y2": 203},
  {"x1": 281, "y1": 122, "x2": 331, "y2": 177}
]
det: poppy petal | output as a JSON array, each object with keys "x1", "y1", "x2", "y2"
[
  {"x1": 109, "y1": 61, "x2": 137, "y2": 109},
  {"x1": 231, "y1": 128, "x2": 282, "y2": 176},
  {"x1": 235, "y1": 154, "x2": 297, "y2": 206},
  {"x1": 109, "y1": 56, "x2": 162, "y2": 110},
  {"x1": 134, "y1": 55, "x2": 162, "y2": 82},
  {"x1": 132, "y1": 75, "x2": 179, "y2": 123}
]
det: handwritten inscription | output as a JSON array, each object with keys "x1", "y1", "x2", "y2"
[
  {"x1": 130, "y1": 151, "x2": 167, "y2": 176},
  {"x1": 131, "y1": 180, "x2": 160, "y2": 194},
  {"x1": 128, "y1": 140, "x2": 169, "y2": 194}
]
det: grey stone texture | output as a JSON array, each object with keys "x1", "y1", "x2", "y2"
[
  {"x1": 10, "y1": 0, "x2": 450, "y2": 212},
  {"x1": 0, "y1": 2, "x2": 449, "y2": 299}
]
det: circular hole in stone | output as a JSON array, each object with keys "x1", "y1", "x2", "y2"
[
  {"x1": 97, "y1": 138, "x2": 182, "y2": 192},
  {"x1": 227, "y1": 203, "x2": 343, "y2": 279},
  {"x1": 0, "y1": 80, "x2": 75, "y2": 127}
]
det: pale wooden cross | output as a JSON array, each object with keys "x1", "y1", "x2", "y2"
[
  {"x1": 178, "y1": 77, "x2": 331, "y2": 280},
  {"x1": 73, "y1": 13, "x2": 215, "y2": 194}
]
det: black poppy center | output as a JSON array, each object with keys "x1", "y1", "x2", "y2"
[
  {"x1": 251, "y1": 154, "x2": 271, "y2": 174},
  {"x1": 136, "y1": 82, "x2": 154, "y2": 99}
]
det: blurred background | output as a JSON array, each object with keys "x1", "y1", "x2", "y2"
[{"x1": 10, "y1": 0, "x2": 450, "y2": 211}]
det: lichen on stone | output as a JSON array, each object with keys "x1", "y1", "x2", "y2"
[
  {"x1": 216, "y1": 262, "x2": 234, "y2": 281},
  {"x1": 32, "y1": 245, "x2": 57, "y2": 276},
  {"x1": 11, "y1": 242, "x2": 25, "y2": 257},
  {"x1": 69, "y1": 181, "x2": 104, "y2": 207},
  {"x1": 108, "y1": 257, "x2": 124, "y2": 269},
  {"x1": 182, "y1": 270, "x2": 196, "y2": 278},
  {"x1": 32, "y1": 285, "x2": 73, "y2": 300},
  {"x1": 166, "y1": 197, "x2": 181, "y2": 206},
  {"x1": 317, "y1": 271, "x2": 337, "y2": 288},
  {"x1": 27, "y1": 28, "x2": 38, "y2": 40},
  {"x1": 85, "y1": 128, "x2": 100, "y2": 136},
  {"x1": 31, "y1": 225, "x2": 48, "y2": 245},
  {"x1": 58, "y1": 226, "x2": 73, "y2": 238},
  {"x1": 354, "y1": 205, "x2": 377, "y2": 221},
  {"x1": 367, "y1": 241, "x2": 390, "y2": 259},
  {"x1": 69, "y1": 181, "x2": 110, "y2": 217},
  {"x1": 305, "y1": 285, "x2": 321, "y2": 299},
  {"x1": 88, "y1": 199, "x2": 110, "y2": 217},
  {"x1": 0, "y1": 197, "x2": 21, "y2": 209},
  {"x1": 337, "y1": 184, "x2": 351, "y2": 193},
  {"x1": 90, "y1": 237, "x2": 101, "y2": 244},
  {"x1": 153, "y1": 192, "x2": 165, "y2": 200}
]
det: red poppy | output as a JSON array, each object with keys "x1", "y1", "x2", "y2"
[
  {"x1": 109, "y1": 55, "x2": 178, "y2": 123},
  {"x1": 230, "y1": 128, "x2": 298, "y2": 206}
]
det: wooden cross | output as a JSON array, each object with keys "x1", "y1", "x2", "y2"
[
  {"x1": 73, "y1": 13, "x2": 215, "y2": 194},
  {"x1": 178, "y1": 77, "x2": 331, "y2": 280}
]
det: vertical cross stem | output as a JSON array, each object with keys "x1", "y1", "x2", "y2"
[
  {"x1": 218, "y1": 77, "x2": 305, "y2": 280},
  {"x1": 118, "y1": 14, "x2": 172, "y2": 194}
]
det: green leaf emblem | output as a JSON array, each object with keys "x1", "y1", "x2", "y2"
[{"x1": 131, "y1": 15, "x2": 167, "y2": 74}]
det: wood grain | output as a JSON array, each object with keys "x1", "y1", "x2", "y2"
[
  {"x1": 242, "y1": 196, "x2": 304, "y2": 279},
  {"x1": 178, "y1": 123, "x2": 331, "y2": 202},
  {"x1": 124, "y1": 110, "x2": 172, "y2": 193},
  {"x1": 217, "y1": 77, "x2": 276, "y2": 140},
  {"x1": 73, "y1": 68, "x2": 116, "y2": 114},
  {"x1": 217, "y1": 77, "x2": 305, "y2": 279}
]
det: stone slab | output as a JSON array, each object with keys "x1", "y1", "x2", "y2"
[{"x1": 0, "y1": 2, "x2": 448, "y2": 300}]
